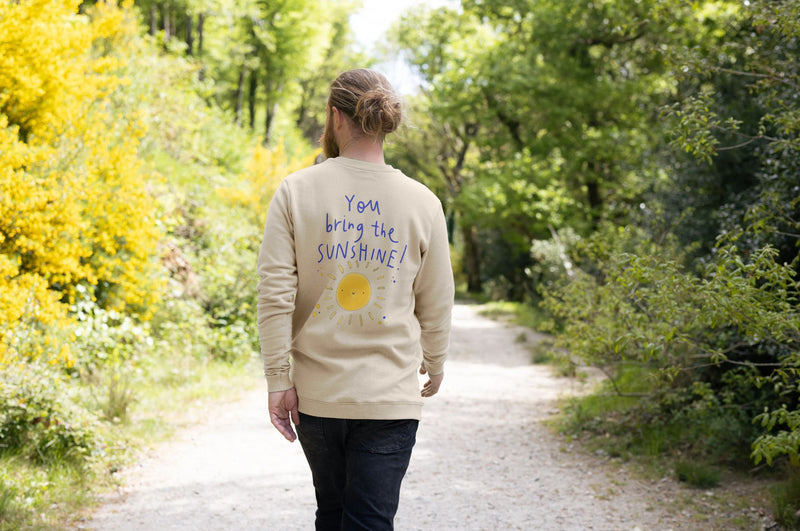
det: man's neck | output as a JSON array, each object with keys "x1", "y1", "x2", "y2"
[{"x1": 338, "y1": 137, "x2": 385, "y2": 164}]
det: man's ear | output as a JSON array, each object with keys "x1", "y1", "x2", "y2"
[{"x1": 331, "y1": 106, "x2": 345, "y2": 130}]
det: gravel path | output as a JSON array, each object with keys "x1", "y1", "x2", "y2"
[{"x1": 88, "y1": 303, "x2": 750, "y2": 530}]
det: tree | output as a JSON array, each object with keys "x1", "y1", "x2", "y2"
[
  {"x1": 540, "y1": 0, "x2": 800, "y2": 474},
  {"x1": 388, "y1": 7, "x2": 487, "y2": 292},
  {"x1": 293, "y1": 0, "x2": 366, "y2": 145},
  {"x1": 390, "y1": 0, "x2": 701, "y2": 297},
  {"x1": 663, "y1": 0, "x2": 800, "y2": 468}
]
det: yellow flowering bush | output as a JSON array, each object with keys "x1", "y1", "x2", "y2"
[
  {"x1": 195, "y1": 143, "x2": 316, "y2": 349},
  {"x1": 0, "y1": 0, "x2": 120, "y2": 140},
  {"x1": 218, "y1": 142, "x2": 319, "y2": 230},
  {"x1": 0, "y1": 1, "x2": 164, "y2": 366}
]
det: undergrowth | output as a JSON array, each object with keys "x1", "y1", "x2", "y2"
[{"x1": 0, "y1": 352, "x2": 258, "y2": 531}]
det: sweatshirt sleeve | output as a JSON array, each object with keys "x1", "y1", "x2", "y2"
[
  {"x1": 412, "y1": 204, "x2": 455, "y2": 376},
  {"x1": 256, "y1": 181, "x2": 297, "y2": 392}
]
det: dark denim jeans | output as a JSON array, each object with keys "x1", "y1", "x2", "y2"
[{"x1": 296, "y1": 412, "x2": 419, "y2": 531}]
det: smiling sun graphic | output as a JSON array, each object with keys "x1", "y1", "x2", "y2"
[
  {"x1": 337, "y1": 273, "x2": 370, "y2": 311},
  {"x1": 313, "y1": 261, "x2": 388, "y2": 326}
]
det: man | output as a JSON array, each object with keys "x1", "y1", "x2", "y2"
[{"x1": 257, "y1": 68, "x2": 454, "y2": 530}]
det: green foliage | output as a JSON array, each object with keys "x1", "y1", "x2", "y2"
[
  {"x1": 478, "y1": 301, "x2": 550, "y2": 331},
  {"x1": 544, "y1": 226, "x2": 798, "y2": 377},
  {"x1": 130, "y1": 0, "x2": 362, "y2": 145},
  {"x1": 0, "y1": 477, "x2": 17, "y2": 523},
  {"x1": 529, "y1": 227, "x2": 581, "y2": 292},
  {"x1": 559, "y1": 368, "x2": 760, "y2": 466},
  {"x1": 0, "y1": 457, "x2": 92, "y2": 531},
  {"x1": 675, "y1": 459, "x2": 721, "y2": 489},
  {"x1": 543, "y1": 222, "x2": 799, "y2": 468},
  {"x1": 542, "y1": 0, "x2": 800, "y2": 492},
  {"x1": 655, "y1": 0, "x2": 800, "y2": 475},
  {"x1": 771, "y1": 470, "x2": 800, "y2": 530},
  {"x1": 667, "y1": 1, "x2": 800, "y2": 162},
  {"x1": 388, "y1": 0, "x2": 737, "y2": 298},
  {"x1": 0, "y1": 363, "x2": 104, "y2": 466},
  {"x1": 71, "y1": 291, "x2": 152, "y2": 375},
  {"x1": 69, "y1": 293, "x2": 155, "y2": 423}
]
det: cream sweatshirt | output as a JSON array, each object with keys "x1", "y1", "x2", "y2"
[{"x1": 257, "y1": 157, "x2": 454, "y2": 420}]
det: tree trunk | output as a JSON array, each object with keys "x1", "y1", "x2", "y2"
[
  {"x1": 264, "y1": 101, "x2": 278, "y2": 144},
  {"x1": 197, "y1": 14, "x2": 205, "y2": 56},
  {"x1": 197, "y1": 14, "x2": 206, "y2": 80},
  {"x1": 263, "y1": 77, "x2": 283, "y2": 143},
  {"x1": 586, "y1": 175, "x2": 603, "y2": 228},
  {"x1": 163, "y1": 1, "x2": 171, "y2": 41},
  {"x1": 149, "y1": 2, "x2": 157, "y2": 36},
  {"x1": 235, "y1": 64, "x2": 246, "y2": 126},
  {"x1": 248, "y1": 70, "x2": 258, "y2": 130},
  {"x1": 461, "y1": 224, "x2": 482, "y2": 294},
  {"x1": 186, "y1": 14, "x2": 193, "y2": 55}
]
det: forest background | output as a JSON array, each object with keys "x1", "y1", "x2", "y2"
[{"x1": 0, "y1": 0, "x2": 799, "y2": 529}]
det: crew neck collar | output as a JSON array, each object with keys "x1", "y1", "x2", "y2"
[{"x1": 330, "y1": 156, "x2": 396, "y2": 172}]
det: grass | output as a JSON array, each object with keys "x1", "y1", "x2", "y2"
[
  {"x1": 550, "y1": 393, "x2": 777, "y2": 529},
  {"x1": 122, "y1": 354, "x2": 262, "y2": 448},
  {"x1": 473, "y1": 300, "x2": 572, "y2": 368},
  {"x1": 675, "y1": 459, "x2": 721, "y2": 488},
  {"x1": 0, "y1": 457, "x2": 95, "y2": 531},
  {"x1": 0, "y1": 354, "x2": 261, "y2": 531},
  {"x1": 477, "y1": 300, "x2": 550, "y2": 331},
  {"x1": 548, "y1": 376, "x2": 785, "y2": 529}
]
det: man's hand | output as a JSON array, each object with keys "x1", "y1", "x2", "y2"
[
  {"x1": 269, "y1": 388, "x2": 299, "y2": 442},
  {"x1": 419, "y1": 365, "x2": 444, "y2": 397}
]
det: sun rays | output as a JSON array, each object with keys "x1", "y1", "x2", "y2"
[{"x1": 312, "y1": 261, "x2": 388, "y2": 326}]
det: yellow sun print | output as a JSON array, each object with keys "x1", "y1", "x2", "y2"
[
  {"x1": 312, "y1": 261, "x2": 390, "y2": 326},
  {"x1": 337, "y1": 273, "x2": 371, "y2": 311}
]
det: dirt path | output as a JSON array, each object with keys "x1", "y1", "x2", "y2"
[{"x1": 88, "y1": 303, "x2": 765, "y2": 530}]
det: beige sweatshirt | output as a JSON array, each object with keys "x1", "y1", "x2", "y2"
[{"x1": 257, "y1": 157, "x2": 454, "y2": 420}]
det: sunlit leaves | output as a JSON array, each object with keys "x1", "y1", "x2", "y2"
[{"x1": 217, "y1": 142, "x2": 319, "y2": 232}]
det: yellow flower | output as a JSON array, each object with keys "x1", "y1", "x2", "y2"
[{"x1": 0, "y1": 1, "x2": 165, "y2": 367}]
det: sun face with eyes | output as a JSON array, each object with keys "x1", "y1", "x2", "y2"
[
  {"x1": 337, "y1": 273, "x2": 370, "y2": 311},
  {"x1": 312, "y1": 261, "x2": 389, "y2": 326}
]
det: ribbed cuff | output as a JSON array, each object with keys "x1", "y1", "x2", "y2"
[
  {"x1": 422, "y1": 356, "x2": 445, "y2": 376},
  {"x1": 265, "y1": 372, "x2": 293, "y2": 393}
]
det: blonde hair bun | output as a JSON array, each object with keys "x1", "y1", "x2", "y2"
[{"x1": 329, "y1": 69, "x2": 403, "y2": 138}]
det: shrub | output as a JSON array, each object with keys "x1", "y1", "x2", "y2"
[
  {"x1": 0, "y1": 1, "x2": 165, "y2": 370},
  {"x1": 543, "y1": 224, "x2": 800, "y2": 468},
  {"x1": 0, "y1": 363, "x2": 104, "y2": 465},
  {"x1": 771, "y1": 469, "x2": 800, "y2": 530}
]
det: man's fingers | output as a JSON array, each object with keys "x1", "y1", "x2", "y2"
[
  {"x1": 421, "y1": 371, "x2": 443, "y2": 398},
  {"x1": 421, "y1": 379, "x2": 439, "y2": 397},
  {"x1": 268, "y1": 388, "x2": 299, "y2": 442},
  {"x1": 270, "y1": 413, "x2": 297, "y2": 442}
]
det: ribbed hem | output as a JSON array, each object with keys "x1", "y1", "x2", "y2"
[{"x1": 298, "y1": 395, "x2": 422, "y2": 420}]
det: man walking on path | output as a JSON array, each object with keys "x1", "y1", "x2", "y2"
[{"x1": 257, "y1": 68, "x2": 455, "y2": 530}]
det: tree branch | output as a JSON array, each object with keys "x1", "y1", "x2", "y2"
[{"x1": 713, "y1": 67, "x2": 800, "y2": 90}]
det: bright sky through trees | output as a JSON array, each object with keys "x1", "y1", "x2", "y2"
[{"x1": 349, "y1": 0, "x2": 457, "y2": 93}]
